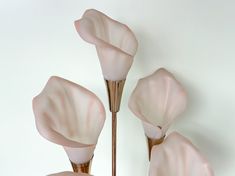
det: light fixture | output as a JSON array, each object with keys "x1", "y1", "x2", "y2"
[
  {"x1": 74, "y1": 9, "x2": 138, "y2": 176},
  {"x1": 149, "y1": 132, "x2": 214, "y2": 176},
  {"x1": 33, "y1": 76, "x2": 105, "y2": 174},
  {"x1": 128, "y1": 68, "x2": 187, "y2": 159},
  {"x1": 32, "y1": 9, "x2": 214, "y2": 176}
]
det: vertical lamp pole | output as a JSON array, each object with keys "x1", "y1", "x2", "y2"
[{"x1": 105, "y1": 80, "x2": 125, "y2": 176}]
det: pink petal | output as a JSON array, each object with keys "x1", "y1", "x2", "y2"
[
  {"x1": 149, "y1": 132, "x2": 214, "y2": 176},
  {"x1": 75, "y1": 9, "x2": 138, "y2": 80},
  {"x1": 33, "y1": 76, "x2": 106, "y2": 163}
]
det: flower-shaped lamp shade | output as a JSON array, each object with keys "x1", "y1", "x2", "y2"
[
  {"x1": 75, "y1": 9, "x2": 138, "y2": 81},
  {"x1": 48, "y1": 171, "x2": 92, "y2": 176},
  {"x1": 149, "y1": 132, "x2": 214, "y2": 176},
  {"x1": 129, "y1": 68, "x2": 187, "y2": 139},
  {"x1": 33, "y1": 76, "x2": 106, "y2": 164}
]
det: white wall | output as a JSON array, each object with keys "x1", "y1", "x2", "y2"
[{"x1": 0, "y1": 0, "x2": 234, "y2": 175}]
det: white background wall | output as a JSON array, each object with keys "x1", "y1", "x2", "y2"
[{"x1": 0, "y1": 0, "x2": 235, "y2": 175}]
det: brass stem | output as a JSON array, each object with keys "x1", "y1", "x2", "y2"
[
  {"x1": 112, "y1": 112, "x2": 117, "y2": 176},
  {"x1": 70, "y1": 158, "x2": 93, "y2": 174}
]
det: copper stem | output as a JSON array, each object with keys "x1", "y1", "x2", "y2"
[
  {"x1": 70, "y1": 158, "x2": 93, "y2": 174},
  {"x1": 105, "y1": 79, "x2": 125, "y2": 176},
  {"x1": 112, "y1": 112, "x2": 117, "y2": 176}
]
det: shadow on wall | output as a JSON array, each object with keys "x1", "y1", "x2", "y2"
[
  {"x1": 172, "y1": 81, "x2": 233, "y2": 175},
  {"x1": 183, "y1": 126, "x2": 232, "y2": 174},
  {"x1": 133, "y1": 29, "x2": 167, "y2": 76}
]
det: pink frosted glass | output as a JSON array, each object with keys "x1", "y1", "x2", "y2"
[
  {"x1": 32, "y1": 76, "x2": 106, "y2": 164},
  {"x1": 74, "y1": 9, "x2": 138, "y2": 80},
  {"x1": 129, "y1": 68, "x2": 187, "y2": 139},
  {"x1": 149, "y1": 132, "x2": 214, "y2": 176}
]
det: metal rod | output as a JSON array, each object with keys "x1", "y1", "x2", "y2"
[
  {"x1": 112, "y1": 112, "x2": 117, "y2": 176},
  {"x1": 105, "y1": 79, "x2": 125, "y2": 176}
]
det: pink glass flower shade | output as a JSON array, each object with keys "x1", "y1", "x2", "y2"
[
  {"x1": 32, "y1": 76, "x2": 106, "y2": 164},
  {"x1": 128, "y1": 68, "x2": 187, "y2": 139},
  {"x1": 149, "y1": 132, "x2": 214, "y2": 176},
  {"x1": 74, "y1": 9, "x2": 138, "y2": 81},
  {"x1": 48, "y1": 171, "x2": 91, "y2": 176}
]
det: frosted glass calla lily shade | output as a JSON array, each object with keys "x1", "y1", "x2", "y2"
[
  {"x1": 48, "y1": 171, "x2": 91, "y2": 176},
  {"x1": 149, "y1": 132, "x2": 214, "y2": 176},
  {"x1": 75, "y1": 9, "x2": 138, "y2": 80},
  {"x1": 128, "y1": 68, "x2": 187, "y2": 139},
  {"x1": 32, "y1": 76, "x2": 106, "y2": 164}
]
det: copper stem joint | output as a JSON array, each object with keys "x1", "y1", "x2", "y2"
[
  {"x1": 70, "y1": 158, "x2": 93, "y2": 174},
  {"x1": 105, "y1": 79, "x2": 125, "y2": 113}
]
